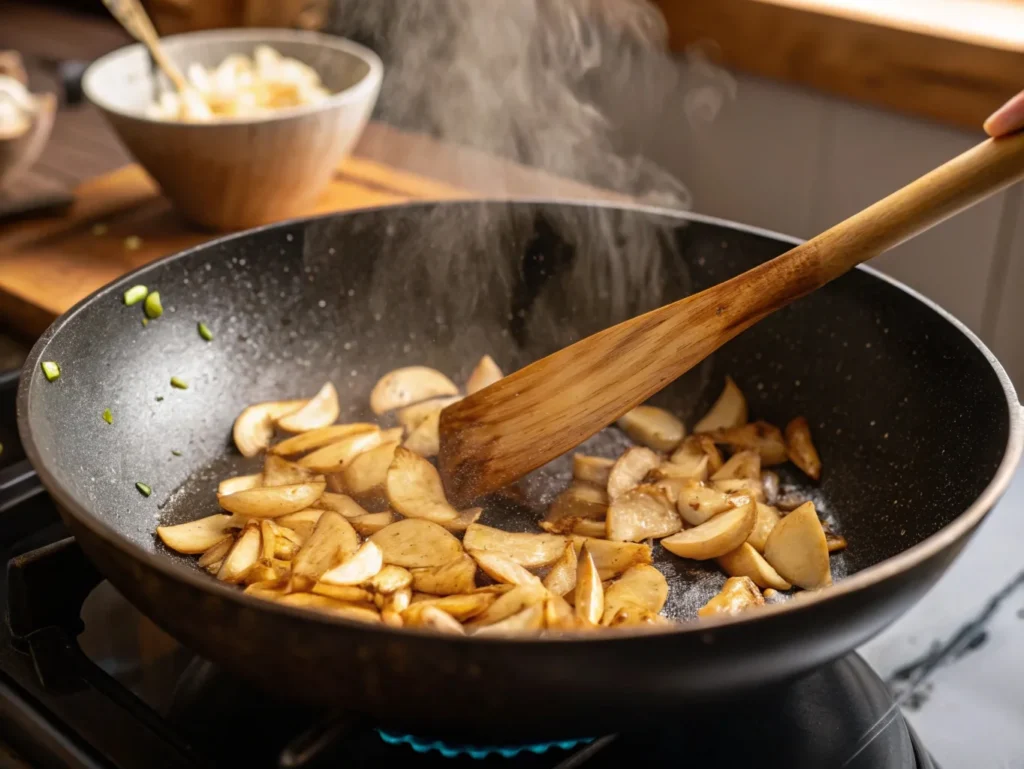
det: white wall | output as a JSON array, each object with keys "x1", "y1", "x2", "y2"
[{"x1": 638, "y1": 73, "x2": 1023, "y2": 388}]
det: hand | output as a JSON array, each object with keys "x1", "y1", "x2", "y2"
[{"x1": 984, "y1": 91, "x2": 1024, "y2": 137}]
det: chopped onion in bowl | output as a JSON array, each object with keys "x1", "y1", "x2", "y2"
[{"x1": 146, "y1": 45, "x2": 331, "y2": 122}]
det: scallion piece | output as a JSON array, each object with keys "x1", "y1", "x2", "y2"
[
  {"x1": 171, "y1": 449, "x2": 182, "y2": 456},
  {"x1": 41, "y1": 361, "x2": 60, "y2": 382},
  {"x1": 155, "y1": 395, "x2": 164, "y2": 402},
  {"x1": 123, "y1": 285, "x2": 148, "y2": 306},
  {"x1": 135, "y1": 482, "x2": 152, "y2": 497},
  {"x1": 102, "y1": 408, "x2": 113, "y2": 424},
  {"x1": 142, "y1": 317, "x2": 149, "y2": 327},
  {"x1": 170, "y1": 376, "x2": 188, "y2": 390},
  {"x1": 144, "y1": 291, "x2": 163, "y2": 319},
  {"x1": 197, "y1": 322, "x2": 213, "y2": 341}
]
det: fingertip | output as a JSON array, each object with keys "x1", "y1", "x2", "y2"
[{"x1": 983, "y1": 91, "x2": 1024, "y2": 137}]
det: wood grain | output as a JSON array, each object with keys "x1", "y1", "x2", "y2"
[
  {"x1": 0, "y1": 153, "x2": 467, "y2": 337},
  {"x1": 656, "y1": 0, "x2": 1024, "y2": 130},
  {"x1": 144, "y1": 0, "x2": 330, "y2": 36},
  {"x1": 439, "y1": 132, "x2": 1024, "y2": 504},
  {"x1": 0, "y1": 114, "x2": 624, "y2": 339}
]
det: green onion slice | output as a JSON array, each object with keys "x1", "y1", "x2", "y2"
[
  {"x1": 136, "y1": 482, "x2": 152, "y2": 497},
  {"x1": 41, "y1": 361, "x2": 60, "y2": 381},
  {"x1": 144, "y1": 291, "x2": 163, "y2": 319},
  {"x1": 102, "y1": 408, "x2": 113, "y2": 424},
  {"x1": 123, "y1": 285, "x2": 148, "y2": 306},
  {"x1": 170, "y1": 376, "x2": 188, "y2": 390},
  {"x1": 197, "y1": 322, "x2": 213, "y2": 341}
]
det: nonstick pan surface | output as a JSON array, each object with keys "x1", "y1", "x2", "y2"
[{"x1": 18, "y1": 200, "x2": 1022, "y2": 739}]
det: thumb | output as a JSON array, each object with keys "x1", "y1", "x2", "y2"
[{"x1": 984, "y1": 91, "x2": 1024, "y2": 137}]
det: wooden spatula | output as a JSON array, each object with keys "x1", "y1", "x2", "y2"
[{"x1": 438, "y1": 132, "x2": 1024, "y2": 505}]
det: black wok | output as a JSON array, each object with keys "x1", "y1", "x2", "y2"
[{"x1": 17, "y1": 201, "x2": 1022, "y2": 741}]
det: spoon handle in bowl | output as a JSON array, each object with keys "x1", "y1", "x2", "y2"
[{"x1": 101, "y1": 0, "x2": 190, "y2": 93}]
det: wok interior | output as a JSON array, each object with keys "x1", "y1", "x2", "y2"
[{"x1": 27, "y1": 201, "x2": 1010, "y2": 619}]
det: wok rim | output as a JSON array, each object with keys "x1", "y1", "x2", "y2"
[{"x1": 17, "y1": 198, "x2": 1024, "y2": 644}]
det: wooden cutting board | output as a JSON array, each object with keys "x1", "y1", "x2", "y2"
[
  {"x1": 0, "y1": 119, "x2": 619, "y2": 339},
  {"x1": 0, "y1": 152, "x2": 470, "y2": 337}
]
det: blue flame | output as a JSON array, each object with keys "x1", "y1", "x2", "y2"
[{"x1": 377, "y1": 730, "x2": 594, "y2": 759}]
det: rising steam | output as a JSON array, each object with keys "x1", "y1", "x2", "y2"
[
  {"x1": 316, "y1": 0, "x2": 732, "y2": 369},
  {"x1": 333, "y1": 0, "x2": 704, "y2": 203}
]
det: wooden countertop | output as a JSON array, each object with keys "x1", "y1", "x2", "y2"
[
  {"x1": 655, "y1": 0, "x2": 1024, "y2": 130},
  {"x1": 0, "y1": 2, "x2": 618, "y2": 342},
  {"x1": 0, "y1": 121, "x2": 616, "y2": 340}
]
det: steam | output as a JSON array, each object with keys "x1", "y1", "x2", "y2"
[
  {"x1": 319, "y1": 0, "x2": 733, "y2": 362},
  {"x1": 334, "y1": 0, "x2": 704, "y2": 202}
]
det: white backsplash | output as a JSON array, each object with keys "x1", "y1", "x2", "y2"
[{"x1": 640, "y1": 72, "x2": 1024, "y2": 387}]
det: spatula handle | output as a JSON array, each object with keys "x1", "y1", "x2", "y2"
[
  {"x1": 438, "y1": 131, "x2": 1024, "y2": 504},
  {"x1": 716, "y1": 131, "x2": 1024, "y2": 332},
  {"x1": 811, "y1": 131, "x2": 1024, "y2": 284},
  {"x1": 808, "y1": 130, "x2": 1024, "y2": 282}
]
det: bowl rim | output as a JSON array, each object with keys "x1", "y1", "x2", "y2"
[{"x1": 82, "y1": 27, "x2": 383, "y2": 127}]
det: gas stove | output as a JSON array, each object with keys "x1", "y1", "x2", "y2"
[{"x1": 0, "y1": 368, "x2": 936, "y2": 768}]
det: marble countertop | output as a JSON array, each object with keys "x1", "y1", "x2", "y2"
[{"x1": 860, "y1": 466, "x2": 1024, "y2": 767}]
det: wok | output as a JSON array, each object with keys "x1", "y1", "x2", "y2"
[{"x1": 18, "y1": 200, "x2": 1023, "y2": 740}]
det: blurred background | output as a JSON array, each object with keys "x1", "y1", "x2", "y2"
[{"x1": 3, "y1": 0, "x2": 1022, "y2": 387}]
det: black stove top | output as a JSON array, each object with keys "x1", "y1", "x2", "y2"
[{"x1": 0, "y1": 369, "x2": 936, "y2": 768}]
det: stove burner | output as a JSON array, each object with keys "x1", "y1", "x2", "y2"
[{"x1": 376, "y1": 729, "x2": 595, "y2": 759}]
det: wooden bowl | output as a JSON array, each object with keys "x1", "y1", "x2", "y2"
[
  {"x1": 0, "y1": 92, "x2": 56, "y2": 191},
  {"x1": 82, "y1": 28, "x2": 382, "y2": 231}
]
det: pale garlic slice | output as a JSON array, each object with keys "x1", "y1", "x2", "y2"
[
  {"x1": 607, "y1": 446, "x2": 661, "y2": 501},
  {"x1": 233, "y1": 399, "x2": 306, "y2": 457},
  {"x1": 661, "y1": 501, "x2": 757, "y2": 560},
  {"x1": 465, "y1": 355, "x2": 504, "y2": 394},
  {"x1": 385, "y1": 447, "x2": 459, "y2": 523},
  {"x1": 276, "y1": 382, "x2": 339, "y2": 433},
  {"x1": 217, "y1": 473, "x2": 263, "y2": 497},
  {"x1": 574, "y1": 545, "x2": 604, "y2": 626},
  {"x1": 158, "y1": 514, "x2": 238, "y2": 554},
  {"x1": 617, "y1": 405, "x2": 685, "y2": 451},
  {"x1": 370, "y1": 366, "x2": 458, "y2": 414},
  {"x1": 320, "y1": 541, "x2": 384, "y2": 586},
  {"x1": 218, "y1": 482, "x2": 326, "y2": 519},
  {"x1": 271, "y1": 423, "x2": 378, "y2": 457},
  {"x1": 693, "y1": 376, "x2": 747, "y2": 433},
  {"x1": 370, "y1": 519, "x2": 464, "y2": 568}
]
